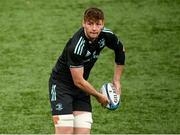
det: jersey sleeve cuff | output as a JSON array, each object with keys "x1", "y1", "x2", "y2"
[
  {"x1": 69, "y1": 65, "x2": 84, "y2": 68},
  {"x1": 115, "y1": 62, "x2": 125, "y2": 65}
]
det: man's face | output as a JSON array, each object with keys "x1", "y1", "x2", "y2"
[{"x1": 83, "y1": 19, "x2": 104, "y2": 41}]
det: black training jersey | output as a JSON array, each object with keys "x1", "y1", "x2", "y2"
[{"x1": 51, "y1": 27, "x2": 125, "y2": 87}]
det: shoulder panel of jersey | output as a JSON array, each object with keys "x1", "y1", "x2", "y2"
[
  {"x1": 73, "y1": 36, "x2": 86, "y2": 56},
  {"x1": 101, "y1": 27, "x2": 114, "y2": 34},
  {"x1": 71, "y1": 28, "x2": 86, "y2": 56},
  {"x1": 102, "y1": 27, "x2": 125, "y2": 65}
]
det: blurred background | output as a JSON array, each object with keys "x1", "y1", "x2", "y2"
[{"x1": 0, "y1": 0, "x2": 179, "y2": 133}]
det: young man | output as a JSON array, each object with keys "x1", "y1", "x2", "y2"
[{"x1": 49, "y1": 7, "x2": 125, "y2": 134}]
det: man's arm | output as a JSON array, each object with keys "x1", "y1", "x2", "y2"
[
  {"x1": 70, "y1": 67, "x2": 109, "y2": 106},
  {"x1": 113, "y1": 64, "x2": 124, "y2": 95},
  {"x1": 104, "y1": 32, "x2": 125, "y2": 95}
]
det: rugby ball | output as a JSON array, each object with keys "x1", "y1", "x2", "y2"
[{"x1": 100, "y1": 83, "x2": 120, "y2": 110}]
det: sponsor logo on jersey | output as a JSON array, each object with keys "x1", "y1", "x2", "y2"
[
  {"x1": 85, "y1": 50, "x2": 91, "y2": 57},
  {"x1": 92, "y1": 51, "x2": 99, "y2": 59},
  {"x1": 84, "y1": 51, "x2": 99, "y2": 62}
]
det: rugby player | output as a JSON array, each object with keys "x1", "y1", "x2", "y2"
[{"x1": 48, "y1": 7, "x2": 125, "y2": 134}]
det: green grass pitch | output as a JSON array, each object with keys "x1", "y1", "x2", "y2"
[{"x1": 0, "y1": 0, "x2": 180, "y2": 134}]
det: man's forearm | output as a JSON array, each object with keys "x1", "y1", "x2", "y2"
[
  {"x1": 74, "y1": 78, "x2": 100, "y2": 97},
  {"x1": 113, "y1": 64, "x2": 124, "y2": 82},
  {"x1": 113, "y1": 64, "x2": 124, "y2": 95}
]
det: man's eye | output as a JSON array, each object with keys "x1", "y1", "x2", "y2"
[{"x1": 88, "y1": 23, "x2": 93, "y2": 25}]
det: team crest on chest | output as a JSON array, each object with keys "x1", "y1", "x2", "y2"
[{"x1": 98, "y1": 38, "x2": 105, "y2": 48}]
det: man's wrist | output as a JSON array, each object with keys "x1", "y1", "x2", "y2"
[{"x1": 113, "y1": 79, "x2": 120, "y2": 83}]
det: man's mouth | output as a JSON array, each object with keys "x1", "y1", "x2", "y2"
[{"x1": 90, "y1": 32, "x2": 98, "y2": 34}]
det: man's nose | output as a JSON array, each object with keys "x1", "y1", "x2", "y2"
[{"x1": 92, "y1": 24, "x2": 97, "y2": 30}]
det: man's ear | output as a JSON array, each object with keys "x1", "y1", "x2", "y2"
[
  {"x1": 102, "y1": 20, "x2": 105, "y2": 27},
  {"x1": 100, "y1": 20, "x2": 105, "y2": 30}
]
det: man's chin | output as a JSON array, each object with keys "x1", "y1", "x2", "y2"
[{"x1": 89, "y1": 35, "x2": 98, "y2": 40}]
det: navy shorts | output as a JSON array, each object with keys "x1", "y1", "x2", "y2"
[{"x1": 48, "y1": 76, "x2": 92, "y2": 115}]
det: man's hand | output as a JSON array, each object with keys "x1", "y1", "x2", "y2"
[{"x1": 95, "y1": 93, "x2": 109, "y2": 107}]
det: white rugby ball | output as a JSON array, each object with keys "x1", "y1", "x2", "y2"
[{"x1": 100, "y1": 83, "x2": 120, "y2": 110}]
